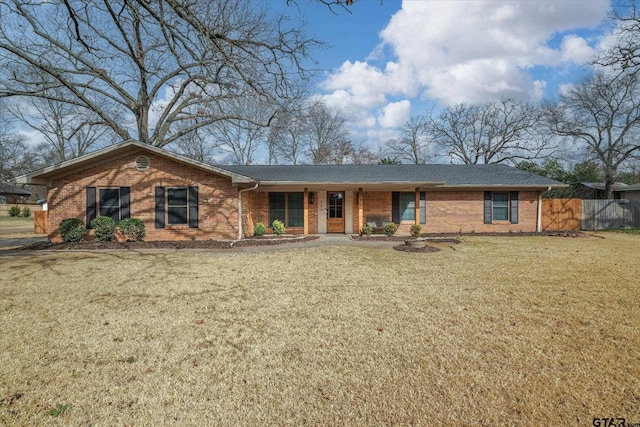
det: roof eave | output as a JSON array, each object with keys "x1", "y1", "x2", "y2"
[
  {"x1": 255, "y1": 180, "x2": 447, "y2": 186},
  {"x1": 438, "y1": 183, "x2": 569, "y2": 189}
]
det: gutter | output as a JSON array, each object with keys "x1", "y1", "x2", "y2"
[{"x1": 237, "y1": 182, "x2": 259, "y2": 240}]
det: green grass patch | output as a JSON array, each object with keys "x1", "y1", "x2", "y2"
[
  {"x1": 596, "y1": 228, "x2": 640, "y2": 235},
  {"x1": 47, "y1": 404, "x2": 69, "y2": 417}
]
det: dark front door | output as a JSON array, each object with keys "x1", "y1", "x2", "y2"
[{"x1": 327, "y1": 191, "x2": 344, "y2": 233}]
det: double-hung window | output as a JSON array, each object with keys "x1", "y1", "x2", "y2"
[
  {"x1": 86, "y1": 187, "x2": 130, "y2": 226},
  {"x1": 269, "y1": 192, "x2": 304, "y2": 227},
  {"x1": 167, "y1": 188, "x2": 188, "y2": 225},
  {"x1": 492, "y1": 192, "x2": 510, "y2": 221},
  {"x1": 155, "y1": 186, "x2": 198, "y2": 229},
  {"x1": 484, "y1": 191, "x2": 519, "y2": 224}
]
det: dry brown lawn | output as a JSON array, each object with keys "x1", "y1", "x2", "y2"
[{"x1": 1, "y1": 234, "x2": 639, "y2": 426}]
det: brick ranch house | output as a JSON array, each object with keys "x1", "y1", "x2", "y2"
[{"x1": 14, "y1": 140, "x2": 566, "y2": 242}]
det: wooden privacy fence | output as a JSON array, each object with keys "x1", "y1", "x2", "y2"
[
  {"x1": 581, "y1": 199, "x2": 640, "y2": 230},
  {"x1": 541, "y1": 198, "x2": 640, "y2": 231},
  {"x1": 541, "y1": 199, "x2": 582, "y2": 231}
]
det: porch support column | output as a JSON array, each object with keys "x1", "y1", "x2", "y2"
[
  {"x1": 415, "y1": 187, "x2": 420, "y2": 225},
  {"x1": 303, "y1": 188, "x2": 309, "y2": 235},
  {"x1": 358, "y1": 188, "x2": 364, "y2": 232}
]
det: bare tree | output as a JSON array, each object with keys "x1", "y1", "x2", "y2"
[
  {"x1": 384, "y1": 116, "x2": 431, "y2": 164},
  {"x1": 267, "y1": 100, "x2": 351, "y2": 165},
  {"x1": 596, "y1": 1, "x2": 640, "y2": 76},
  {"x1": 267, "y1": 103, "x2": 307, "y2": 165},
  {"x1": 6, "y1": 94, "x2": 115, "y2": 162},
  {"x1": 304, "y1": 101, "x2": 350, "y2": 164},
  {"x1": 0, "y1": 133, "x2": 41, "y2": 181},
  {"x1": 203, "y1": 97, "x2": 279, "y2": 165},
  {"x1": 167, "y1": 127, "x2": 215, "y2": 164},
  {"x1": 545, "y1": 71, "x2": 640, "y2": 198},
  {"x1": 429, "y1": 98, "x2": 550, "y2": 165},
  {"x1": 0, "y1": 0, "x2": 318, "y2": 148}
]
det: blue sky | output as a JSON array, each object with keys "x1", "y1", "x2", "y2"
[{"x1": 274, "y1": 0, "x2": 616, "y2": 150}]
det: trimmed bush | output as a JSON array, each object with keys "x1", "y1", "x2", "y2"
[
  {"x1": 91, "y1": 216, "x2": 117, "y2": 242},
  {"x1": 410, "y1": 224, "x2": 422, "y2": 237},
  {"x1": 253, "y1": 222, "x2": 266, "y2": 236},
  {"x1": 383, "y1": 222, "x2": 398, "y2": 236},
  {"x1": 21, "y1": 207, "x2": 31, "y2": 218},
  {"x1": 272, "y1": 219, "x2": 285, "y2": 235},
  {"x1": 361, "y1": 223, "x2": 373, "y2": 236},
  {"x1": 118, "y1": 218, "x2": 146, "y2": 242},
  {"x1": 8, "y1": 205, "x2": 20, "y2": 217},
  {"x1": 59, "y1": 218, "x2": 86, "y2": 242}
]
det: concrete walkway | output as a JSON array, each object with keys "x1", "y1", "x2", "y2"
[{"x1": 0, "y1": 222, "x2": 47, "y2": 248}]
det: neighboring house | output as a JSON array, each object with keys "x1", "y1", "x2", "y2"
[
  {"x1": 13, "y1": 140, "x2": 566, "y2": 242},
  {"x1": 572, "y1": 182, "x2": 629, "y2": 199},
  {"x1": 0, "y1": 181, "x2": 32, "y2": 204},
  {"x1": 622, "y1": 183, "x2": 640, "y2": 200}
]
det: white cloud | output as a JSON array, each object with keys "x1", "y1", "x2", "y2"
[
  {"x1": 320, "y1": 0, "x2": 609, "y2": 111},
  {"x1": 378, "y1": 100, "x2": 411, "y2": 128},
  {"x1": 560, "y1": 35, "x2": 596, "y2": 64},
  {"x1": 558, "y1": 83, "x2": 576, "y2": 97}
]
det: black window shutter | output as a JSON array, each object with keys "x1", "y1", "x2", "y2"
[
  {"x1": 483, "y1": 191, "x2": 492, "y2": 224},
  {"x1": 155, "y1": 187, "x2": 165, "y2": 229},
  {"x1": 120, "y1": 187, "x2": 130, "y2": 220},
  {"x1": 86, "y1": 187, "x2": 96, "y2": 228},
  {"x1": 188, "y1": 186, "x2": 199, "y2": 229},
  {"x1": 419, "y1": 192, "x2": 426, "y2": 225},
  {"x1": 510, "y1": 191, "x2": 519, "y2": 224},
  {"x1": 391, "y1": 192, "x2": 400, "y2": 223}
]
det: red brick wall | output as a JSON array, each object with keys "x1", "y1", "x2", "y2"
[
  {"x1": 356, "y1": 190, "x2": 539, "y2": 234},
  {"x1": 425, "y1": 190, "x2": 539, "y2": 233},
  {"x1": 47, "y1": 151, "x2": 239, "y2": 242}
]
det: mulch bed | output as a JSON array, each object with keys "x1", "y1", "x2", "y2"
[
  {"x1": 352, "y1": 235, "x2": 462, "y2": 244},
  {"x1": 20, "y1": 235, "x2": 320, "y2": 251},
  {"x1": 352, "y1": 231, "x2": 588, "y2": 241},
  {"x1": 393, "y1": 244, "x2": 441, "y2": 253}
]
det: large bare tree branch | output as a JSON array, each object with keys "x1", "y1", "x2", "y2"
[{"x1": 0, "y1": 0, "x2": 321, "y2": 148}]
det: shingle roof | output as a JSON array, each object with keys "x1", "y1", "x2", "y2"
[
  {"x1": 223, "y1": 164, "x2": 565, "y2": 187},
  {"x1": 11, "y1": 139, "x2": 566, "y2": 189},
  {"x1": 0, "y1": 181, "x2": 31, "y2": 195},
  {"x1": 580, "y1": 182, "x2": 629, "y2": 191}
]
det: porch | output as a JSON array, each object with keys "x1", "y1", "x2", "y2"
[{"x1": 243, "y1": 188, "x2": 427, "y2": 236}]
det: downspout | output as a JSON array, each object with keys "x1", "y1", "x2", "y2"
[
  {"x1": 238, "y1": 182, "x2": 259, "y2": 240},
  {"x1": 537, "y1": 187, "x2": 550, "y2": 232}
]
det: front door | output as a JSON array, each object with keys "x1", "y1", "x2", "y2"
[{"x1": 327, "y1": 191, "x2": 345, "y2": 233}]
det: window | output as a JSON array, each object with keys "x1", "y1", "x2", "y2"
[
  {"x1": 269, "y1": 192, "x2": 304, "y2": 227},
  {"x1": 484, "y1": 191, "x2": 518, "y2": 224},
  {"x1": 400, "y1": 192, "x2": 416, "y2": 222},
  {"x1": 392, "y1": 191, "x2": 426, "y2": 224},
  {"x1": 492, "y1": 192, "x2": 509, "y2": 221},
  {"x1": 86, "y1": 187, "x2": 130, "y2": 227},
  {"x1": 168, "y1": 188, "x2": 188, "y2": 225},
  {"x1": 99, "y1": 188, "x2": 121, "y2": 221},
  {"x1": 155, "y1": 186, "x2": 198, "y2": 229}
]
